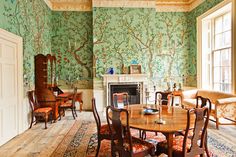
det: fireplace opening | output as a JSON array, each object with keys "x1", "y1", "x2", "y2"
[{"x1": 109, "y1": 83, "x2": 140, "y2": 105}]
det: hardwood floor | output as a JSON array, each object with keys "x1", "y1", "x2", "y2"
[{"x1": 0, "y1": 111, "x2": 235, "y2": 157}]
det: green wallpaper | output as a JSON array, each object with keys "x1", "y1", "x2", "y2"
[
  {"x1": 0, "y1": 0, "x2": 52, "y2": 91},
  {"x1": 187, "y1": 0, "x2": 224, "y2": 85},
  {"x1": 0, "y1": 0, "x2": 224, "y2": 91},
  {"x1": 93, "y1": 8, "x2": 191, "y2": 88},
  {"x1": 51, "y1": 12, "x2": 93, "y2": 89}
]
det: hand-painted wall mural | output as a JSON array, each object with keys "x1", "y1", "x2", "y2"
[
  {"x1": 51, "y1": 11, "x2": 93, "y2": 89},
  {"x1": 93, "y1": 8, "x2": 191, "y2": 89},
  {"x1": 0, "y1": 0, "x2": 51, "y2": 92},
  {"x1": 0, "y1": 0, "x2": 224, "y2": 92}
]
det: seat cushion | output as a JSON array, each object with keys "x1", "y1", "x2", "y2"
[
  {"x1": 100, "y1": 124, "x2": 110, "y2": 135},
  {"x1": 34, "y1": 107, "x2": 52, "y2": 113},
  {"x1": 156, "y1": 136, "x2": 191, "y2": 156},
  {"x1": 60, "y1": 102, "x2": 73, "y2": 107}
]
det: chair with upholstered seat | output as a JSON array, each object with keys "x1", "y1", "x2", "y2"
[
  {"x1": 156, "y1": 107, "x2": 210, "y2": 157},
  {"x1": 92, "y1": 98, "x2": 113, "y2": 157},
  {"x1": 59, "y1": 87, "x2": 77, "y2": 120},
  {"x1": 155, "y1": 91, "x2": 174, "y2": 106},
  {"x1": 28, "y1": 91, "x2": 53, "y2": 129},
  {"x1": 112, "y1": 92, "x2": 129, "y2": 108},
  {"x1": 106, "y1": 105, "x2": 155, "y2": 157}
]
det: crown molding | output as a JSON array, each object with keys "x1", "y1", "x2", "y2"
[
  {"x1": 43, "y1": 0, "x2": 205, "y2": 12},
  {"x1": 156, "y1": 0, "x2": 205, "y2": 12},
  {"x1": 44, "y1": 0, "x2": 92, "y2": 11},
  {"x1": 93, "y1": 0, "x2": 156, "y2": 9}
]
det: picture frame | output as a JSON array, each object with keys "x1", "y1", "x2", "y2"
[{"x1": 129, "y1": 64, "x2": 141, "y2": 74}]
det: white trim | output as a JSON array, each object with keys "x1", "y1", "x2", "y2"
[
  {"x1": 0, "y1": 28, "x2": 24, "y2": 134},
  {"x1": 232, "y1": 0, "x2": 236, "y2": 94},
  {"x1": 197, "y1": 0, "x2": 233, "y2": 91}
]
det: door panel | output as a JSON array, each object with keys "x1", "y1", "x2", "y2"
[{"x1": 0, "y1": 38, "x2": 18, "y2": 145}]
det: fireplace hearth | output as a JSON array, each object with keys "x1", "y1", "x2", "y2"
[
  {"x1": 103, "y1": 74, "x2": 148, "y2": 107},
  {"x1": 110, "y1": 83, "x2": 140, "y2": 105}
]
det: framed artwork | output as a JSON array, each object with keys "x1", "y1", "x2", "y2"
[{"x1": 130, "y1": 64, "x2": 141, "y2": 74}]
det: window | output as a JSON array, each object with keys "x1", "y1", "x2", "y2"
[
  {"x1": 200, "y1": 3, "x2": 232, "y2": 93},
  {"x1": 213, "y1": 12, "x2": 231, "y2": 92}
]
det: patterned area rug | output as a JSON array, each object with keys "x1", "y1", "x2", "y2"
[{"x1": 51, "y1": 120, "x2": 236, "y2": 157}]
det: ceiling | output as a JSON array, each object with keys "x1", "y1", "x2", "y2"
[{"x1": 44, "y1": 0, "x2": 204, "y2": 12}]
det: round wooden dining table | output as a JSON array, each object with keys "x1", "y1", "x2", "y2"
[{"x1": 119, "y1": 104, "x2": 194, "y2": 157}]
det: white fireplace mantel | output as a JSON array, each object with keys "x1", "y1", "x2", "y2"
[{"x1": 102, "y1": 74, "x2": 148, "y2": 107}]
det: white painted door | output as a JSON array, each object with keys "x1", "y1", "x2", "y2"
[{"x1": 0, "y1": 35, "x2": 19, "y2": 146}]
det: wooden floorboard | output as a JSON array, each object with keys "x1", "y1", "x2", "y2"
[{"x1": 0, "y1": 111, "x2": 235, "y2": 157}]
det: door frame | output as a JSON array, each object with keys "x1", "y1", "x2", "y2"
[{"x1": 0, "y1": 28, "x2": 24, "y2": 135}]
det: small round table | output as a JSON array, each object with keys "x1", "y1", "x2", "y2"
[{"x1": 120, "y1": 104, "x2": 194, "y2": 157}]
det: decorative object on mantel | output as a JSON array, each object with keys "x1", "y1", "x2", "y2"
[
  {"x1": 130, "y1": 64, "x2": 141, "y2": 74},
  {"x1": 107, "y1": 67, "x2": 114, "y2": 74},
  {"x1": 121, "y1": 64, "x2": 129, "y2": 74}
]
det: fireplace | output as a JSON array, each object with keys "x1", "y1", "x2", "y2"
[
  {"x1": 109, "y1": 83, "x2": 140, "y2": 106},
  {"x1": 103, "y1": 74, "x2": 148, "y2": 107}
]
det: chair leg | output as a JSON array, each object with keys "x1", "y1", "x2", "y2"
[
  {"x1": 29, "y1": 112, "x2": 34, "y2": 129},
  {"x1": 96, "y1": 138, "x2": 101, "y2": 157},
  {"x1": 74, "y1": 107, "x2": 78, "y2": 117},
  {"x1": 71, "y1": 108, "x2": 76, "y2": 119},
  {"x1": 142, "y1": 130, "x2": 146, "y2": 140},
  {"x1": 59, "y1": 107, "x2": 62, "y2": 121},
  {"x1": 216, "y1": 118, "x2": 219, "y2": 129},
  {"x1": 205, "y1": 132, "x2": 210, "y2": 157},
  {"x1": 45, "y1": 114, "x2": 48, "y2": 129}
]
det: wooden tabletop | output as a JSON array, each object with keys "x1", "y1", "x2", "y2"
[{"x1": 120, "y1": 104, "x2": 194, "y2": 133}]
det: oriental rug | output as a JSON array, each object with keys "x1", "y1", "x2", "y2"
[{"x1": 51, "y1": 120, "x2": 236, "y2": 157}]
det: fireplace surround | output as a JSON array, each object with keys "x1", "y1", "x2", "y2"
[{"x1": 103, "y1": 74, "x2": 148, "y2": 107}]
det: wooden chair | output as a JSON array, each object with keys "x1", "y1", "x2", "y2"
[
  {"x1": 106, "y1": 105, "x2": 155, "y2": 157},
  {"x1": 112, "y1": 92, "x2": 129, "y2": 108},
  {"x1": 27, "y1": 91, "x2": 53, "y2": 129},
  {"x1": 92, "y1": 98, "x2": 113, "y2": 157},
  {"x1": 156, "y1": 107, "x2": 210, "y2": 157},
  {"x1": 155, "y1": 91, "x2": 174, "y2": 106},
  {"x1": 142, "y1": 91, "x2": 174, "y2": 140},
  {"x1": 59, "y1": 87, "x2": 77, "y2": 120}
]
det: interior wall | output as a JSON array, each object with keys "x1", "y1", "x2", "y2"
[
  {"x1": 0, "y1": 0, "x2": 52, "y2": 92},
  {"x1": 51, "y1": 11, "x2": 93, "y2": 90},
  {"x1": 93, "y1": 8, "x2": 192, "y2": 89}
]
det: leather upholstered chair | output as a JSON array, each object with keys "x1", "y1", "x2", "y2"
[
  {"x1": 27, "y1": 90, "x2": 53, "y2": 129},
  {"x1": 106, "y1": 105, "x2": 155, "y2": 157},
  {"x1": 59, "y1": 87, "x2": 77, "y2": 120},
  {"x1": 92, "y1": 98, "x2": 113, "y2": 157},
  {"x1": 156, "y1": 107, "x2": 210, "y2": 157}
]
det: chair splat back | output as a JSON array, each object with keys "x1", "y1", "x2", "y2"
[
  {"x1": 184, "y1": 107, "x2": 210, "y2": 157},
  {"x1": 112, "y1": 92, "x2": 129, "y2": 108},
  {"x1": 196, "y1": 96, "x2": 212, "y2": 112},
  {"x1": 92, "y1": 98, "x2": 101, "y2": 133},
  {"x1": 28, "y1": 90, "x2": 40, "y2": 111},
  {"x1": 106, "y1": 106, "x2": 133, "y2": 155}
]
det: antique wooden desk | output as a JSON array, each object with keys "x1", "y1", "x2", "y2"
[{"x1": 118, "y1": 104, "x2": 194, "y2": 157}]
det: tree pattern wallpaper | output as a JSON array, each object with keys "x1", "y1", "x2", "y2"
[
  {"x1": 0, "y1": 0, "x2": 51, "y2": 92},
  {"x1": 0, "y1": 0, "x2": 223, "y2": 91},
  {"x1": 51, "y1": 11, "x2": 93, "y2": 89},
  {"x1": 93, "y1": 8, "x2": 191, "y2": 89}
]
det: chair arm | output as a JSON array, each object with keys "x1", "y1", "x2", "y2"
[
  {"x1": 180, "y1": 89, "x2": 198, "y2": 100},
  {"x1": 216, "y1": 97, "x2": 236, "y2": 105}
]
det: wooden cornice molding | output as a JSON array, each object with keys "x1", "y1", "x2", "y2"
[
  {"x1": 44, "y1": 0, "x2": 205, "y2": 12},
  {"x1": 92, "y1": 0, "x2": 156, "y2": 9},
  {"x1": 44, "y1": 0, "x2": 92, "y2": 11},
  {"x1": 156, "y1": 0, "x2": 205, "y2": 12}
]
